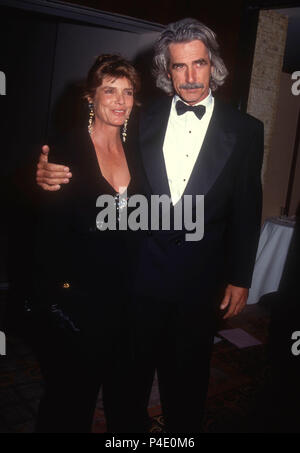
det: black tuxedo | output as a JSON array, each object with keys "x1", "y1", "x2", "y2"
[{"x1": 130, "y1": 95, "x2": 264, "y2": 432}]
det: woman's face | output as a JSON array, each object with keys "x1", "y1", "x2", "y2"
[{"x1": 92, "y1": 76, "x2": 134, "y2": 127}]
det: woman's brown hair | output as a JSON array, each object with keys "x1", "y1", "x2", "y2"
[{"x1": 84, "y1": 54, "x2": 140, "y2": 103}]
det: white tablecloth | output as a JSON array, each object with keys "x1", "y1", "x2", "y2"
[{"x1": 247, "y1": 217, "x2": 295, "y2": 304}]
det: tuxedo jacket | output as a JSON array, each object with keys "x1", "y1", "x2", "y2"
[{"x1": 131, "y1": 96, "x2": 264, "y2": 306}]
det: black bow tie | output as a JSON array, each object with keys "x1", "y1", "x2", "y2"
[{"x1": 176, "y1": 100, "x2": 206, "y2": 120}]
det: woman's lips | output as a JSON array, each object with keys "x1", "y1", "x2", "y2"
[{"x1": 112, "y1": 109, "x2": 126, "y2": 116}]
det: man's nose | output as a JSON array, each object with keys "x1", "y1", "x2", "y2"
[{"x1": 186, "y1": 66, "x2": 196, "y2": 84}]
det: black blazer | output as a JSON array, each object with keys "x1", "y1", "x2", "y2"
[
  {"x1": 33, "y1": 126, "x2": 144, "y2": 342},
  {"x1": 133, "y1": 96, "x2": 264, "y2": 305}
]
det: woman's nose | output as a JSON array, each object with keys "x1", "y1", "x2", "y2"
[{"x1": 116, "y1": 93, "x2": 125, "y2": 104}]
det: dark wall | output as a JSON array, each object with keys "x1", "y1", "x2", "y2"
[
  {"x1": 65, "y1": 0, "x2": 246, "y2": 102},
  {"x1": 0, "y1": 7, "x2": 58, "y2": 308},
  {"x1": 1, "y1": 7, "x2": 57, "y2": 171},
  {"x1": 64, "y1": 0, "x2": 244, "y2": 26}
]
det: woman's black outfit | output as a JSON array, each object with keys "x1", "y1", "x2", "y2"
[{"x1": 30, "y1": 126, "x2": 144, "y2": 433}]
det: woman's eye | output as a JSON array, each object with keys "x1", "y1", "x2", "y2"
[
  {"x1": 104, "y1": 89, "x2": 114, "y2": 94},
  {"x1": 126, "y1": 91, "x2": 133, "y2": 96}
]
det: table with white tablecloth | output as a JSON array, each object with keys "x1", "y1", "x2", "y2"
[{"x1": 247, "y1": 216, "x2": 296, "y2": 304}]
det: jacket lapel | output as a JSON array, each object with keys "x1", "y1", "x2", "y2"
[
  {"x1": 139, "y1": 97, "x2": 236, "y2": 202},
  {"x1": 139, "y1": 97, "x2": 172, "y2": 197},
  {"x1": 183, "y1": 99, "x2": 236, "y2": 201}
]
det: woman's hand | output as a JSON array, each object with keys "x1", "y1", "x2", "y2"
[{"x1": 36, "y1": 145, "x2": 72, "y2": 191}]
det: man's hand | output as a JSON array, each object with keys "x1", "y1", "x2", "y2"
[
  {"x1": 220, "y1": 284, "x2": 248, "y2": 319},
  {"x1": 36, "y1": 145, "x2": 72, "y2": 191}
]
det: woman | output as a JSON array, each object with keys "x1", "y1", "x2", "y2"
[{"x1": 31, "y1": 54, "x2": 144, "y2": 433}]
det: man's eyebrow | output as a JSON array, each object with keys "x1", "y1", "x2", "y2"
[
  {"x1": 171, "y1": 61, "x2": 185, "y2": 66},
  {"x1": 171, "y1": 58, "x2": 208, "y2": 67},
  {"x1": 193, "y1": 58, "x2": 208, "y2": 64}
]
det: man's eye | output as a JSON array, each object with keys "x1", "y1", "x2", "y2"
[
  {"x1": 125, "y1": 90, "x2": 133, "y2": 96},
  {"x1": 173, "y1": 64, "x2": 184, "y2": 69},
  {"x1": 104, "y1": 89, "x2": 114, "y2": 94}
]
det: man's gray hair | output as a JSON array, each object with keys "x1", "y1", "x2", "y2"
[{"x1": 153, "y1": 18, "x2": 229, "y2": 95}]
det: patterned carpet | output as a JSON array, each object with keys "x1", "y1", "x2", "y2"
[{"x1": 0, "y1": 296, "x2": 297, "y2": 433}]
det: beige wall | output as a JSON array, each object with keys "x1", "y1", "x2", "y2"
[
  {"x1": 245, "y1": 9, "x2": 300, "y2": 222},
  {"x1": 247, "y1": 10, "x2": 288, "y2": 186},
  {"x1": 262, "y1": 73, "x2": 300, "y2": 221}
]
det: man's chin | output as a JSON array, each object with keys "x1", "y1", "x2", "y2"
[
  {"x1": 180, "y1": 95, "x2": 202, "y2": 105},
  {"x1": 179, "y1": 88, "x2": 209, "y2": 105},
  {"x1": 179, "y1": 90, "x2": 205, "y2": 105}
]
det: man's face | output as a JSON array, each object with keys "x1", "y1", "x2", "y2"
[{"x1": 168, "y1": 40, "x2": 212, "y2": 105}]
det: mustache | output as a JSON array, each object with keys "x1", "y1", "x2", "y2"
[{"x1": 179, "y1": 82, "x2": 204, "y2": 90}]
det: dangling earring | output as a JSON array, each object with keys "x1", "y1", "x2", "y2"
[
  {"x1": 122, "y1": 118, "x2": 128, "y2": 143},
  {"x1": 88, "y1": 102, "x2": 94, "y2": 135}
]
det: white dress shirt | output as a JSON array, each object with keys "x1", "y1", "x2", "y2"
[{"x1": 163, "y1": 90, "x2": 214, "y2": 205}]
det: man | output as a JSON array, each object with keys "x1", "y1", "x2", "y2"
[{"x1": 36, "y1": 18, "x2": 264, "y2": 432}]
